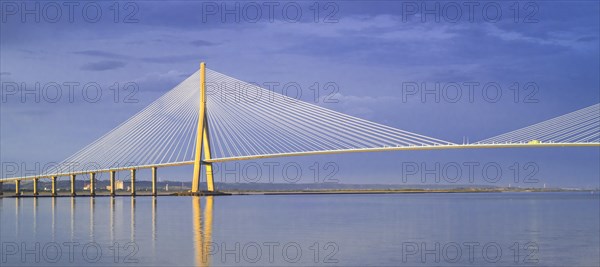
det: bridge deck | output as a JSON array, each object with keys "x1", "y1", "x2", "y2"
[{"x1": 2, "y1": 142, "x2": 598, "y2": 182}]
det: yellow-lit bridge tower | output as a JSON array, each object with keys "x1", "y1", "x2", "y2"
[{"x1": 191, "y1": 62, "x2": 215, "y2": 193}]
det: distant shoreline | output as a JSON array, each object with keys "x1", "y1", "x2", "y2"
[
  {"x1": 225, "y1": 188, "x2": 598, "y2": 195},
  {"x1": 2, "y1": 188, "x2": 596, "y2": 198}
]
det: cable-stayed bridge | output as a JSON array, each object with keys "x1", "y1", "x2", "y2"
[{"x1": 1, "y1": 63, "x2": 599, "y2": 196}]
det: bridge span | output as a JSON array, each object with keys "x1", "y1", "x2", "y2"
[{"x1": 1, "y1": 63, "x2": 598, "y2": 197}]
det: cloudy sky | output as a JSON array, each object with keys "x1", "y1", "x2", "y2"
[{"x1": 1, "y1": 1, "x2": 598, "y2": 187}]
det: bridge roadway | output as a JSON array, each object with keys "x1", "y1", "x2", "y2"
[{"x1": 0, "y1": 142, "x2": 598, "y2": 197}]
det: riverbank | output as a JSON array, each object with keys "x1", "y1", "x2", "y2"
[{"x1": 4, "y1": 187, "x2": 596, "y2": 198}]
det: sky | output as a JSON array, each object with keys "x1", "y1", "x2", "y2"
[{"x1": 1, "y1": 1, "x2": 599, "y2": 188}]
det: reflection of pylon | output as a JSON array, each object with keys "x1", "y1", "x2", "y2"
[
  {"x1": 192, "y1": 62, "x2": 215, "y2": 192},
  {"x1": 193, "y1": 196, "x2": 213, "y2": 266}
]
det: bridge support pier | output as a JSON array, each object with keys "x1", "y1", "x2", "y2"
[
  {"x1": 33, "y1": 178, "x2": 38, "y2": 196},
  {"x1": 205, "y1": 163, "x2": 214, "y2": 191},
  {"x1": 51, "y1": 176, "x2": 57, "y2": 197},
  {"x1": 130, "y1": 169, "x2": 136, "y2": 196},
  {"x1": 70, "y1": 174, "x2": 76, "y2": 196},
  {"x1": 152, "y1": 167, "x2": 157, "y2": 196},
  {"x1": 90, "y1": 173, "x2": 96, "y2": 196},
  {"x1": 192, "y1": 62, "x2": 216, "y2": 193},
  {"x1": 15, "y1": 180, "x2": 20, "y2": 196},
  {"x1": 110, "y1": 171, "x2": 116, "y2": 196},
  {"x1": 203, "y1": 127, "x2": 215, "y2": 192}
]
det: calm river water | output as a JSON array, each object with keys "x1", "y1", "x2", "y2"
[{"x1": 1, "y1": 192, "x2": 598, "y2": 266}]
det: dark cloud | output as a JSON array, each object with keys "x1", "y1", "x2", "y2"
[
  {"x1": 81, "y1": 61, "x2": 127, "y2": 71},
  {"x1": 190, "y1": 40, "x2": 219, "y2": 47},
  {"x1": 140, "y1": 55, "x2": 199, "y2": 63},
  {"x1": 18, "y1": 49, "x2": 47, "y2": 55},
  {"x1": 577, "y1": 36, "x2": 597, "y2": 42},
  {"x1": 74, "y1": 50, "x2": 128, "y2": 59}
]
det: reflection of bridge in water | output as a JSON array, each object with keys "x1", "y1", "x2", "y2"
[
  {"x1": 194, "y1": 196, "x2": 213, "y2": 267},
  {"x1": 1, "y1": 62, "x2": 599, "y2": 196},
  {"x1": 13, "y1": 196, "x2": 214, "y2": 266}
]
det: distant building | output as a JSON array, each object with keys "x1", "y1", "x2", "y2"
[{"x1": 106, "y1": 180, "x2": 124, "y2": 191}]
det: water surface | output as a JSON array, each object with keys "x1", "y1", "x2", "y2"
[{"x1": 1, "y1": 192, "x2": 598, "y2": 266}]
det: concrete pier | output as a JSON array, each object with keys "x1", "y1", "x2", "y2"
[
  {"x1": 152, "y1": 167, "x2": 157, "y2": 196},
  {"x1": 130, "y1": 169, "x2": 136, "y2": 196},
  {"x1": 15, "y1": 180, "x2": 20, "y2": 196},
  {"x1": 33, "y1": 178, "x2": 38, "y2": 196},
  {"x1": 70, "y1": 174, "x2": 76, "y2": 196},
  {"x1": 51, "y1": 176, "x2": 57, "y2": 196},
  {"x1": 110, "y1": 171, "x2": 116, "y2": 196},
  {"x1": 2, "y1": 162, "x2": 228, "y2": 198},
  {"x1": 90, "y1": 173, "x2": 96, "y2": 196}
]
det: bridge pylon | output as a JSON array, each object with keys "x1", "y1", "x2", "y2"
[{"x1": 191, "y1": 62, "x2": 215, "y2": 193}]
